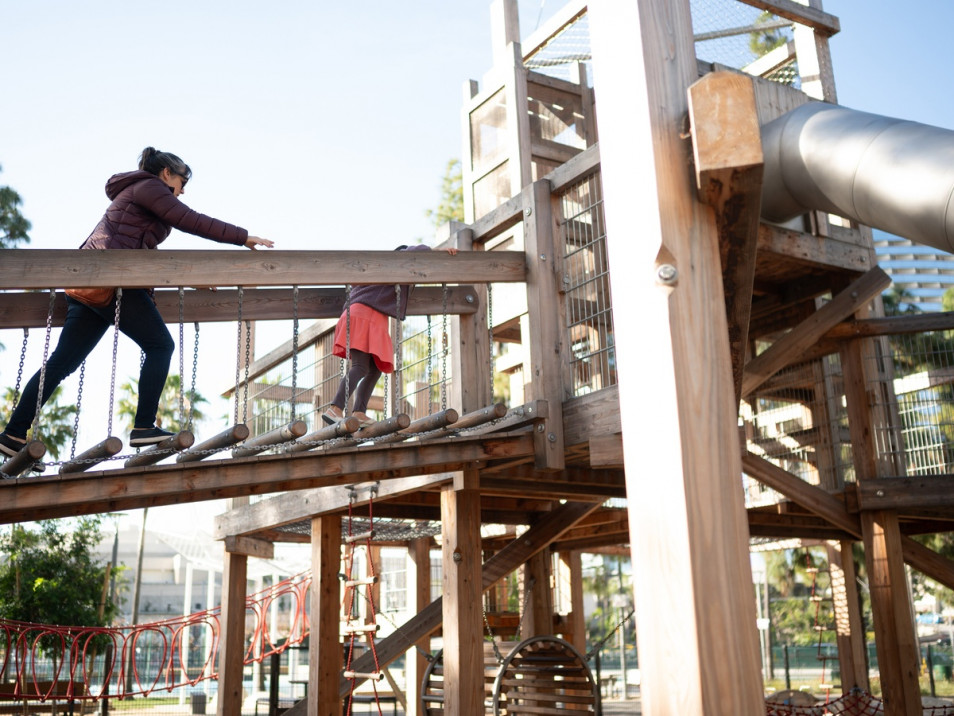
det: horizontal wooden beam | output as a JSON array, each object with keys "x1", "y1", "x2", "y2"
[
  {"x1": 828, "y1": 312, "x2": 954, "y2": 339},
  {"x1": 213, "y1": 472, "x2": 453, "y2": 539},
  {"x1": 0, "y1": 285, "x2": 480, "y2": 330},
  {"x1": 0, "y1": 433, "x2": 534, "y2": 524},
  {"x1": 744, "y1": 0, "x2": 840, "y2": 36},
  {"x1": 851, "y1": 475, "x2": 954, "y2": 512},
  {"x1": 224, "y1": 535, "x2": 274, "y2": 559},
  {"x1": 0, "y1": 249, "x2": 526, "y2": 290}
]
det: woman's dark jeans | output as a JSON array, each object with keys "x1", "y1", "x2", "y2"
[{"x1": 5, "y1": 290, "x2": 174, "y2": 438}]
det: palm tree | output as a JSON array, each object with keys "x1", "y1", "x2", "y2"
[
  {"x1": 116, "y1": 374, "x2": 208, "y2": 432},
  {"x1": 2, "y1": 385, "x2": 77, "y2": 460}
]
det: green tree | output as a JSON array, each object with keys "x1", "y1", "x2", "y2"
[
  {"x1": 116, "y1": 374, "x2": 208, "y2": 432},
  {"x1": 425, "y1": 159, "x2": 464, "y2": 230},
  {"x1": 0, "y1": 163, "x2": 31, "y2": 248},
  {"x1": 748, "y1": 11, "x2": 788, "y2": 57},
  {"x1": 2, "y1": 385, "x2": 77, "y2": 460},
  {"x1": 0, "y1": 517, "x2": 120, "y2": 663}
]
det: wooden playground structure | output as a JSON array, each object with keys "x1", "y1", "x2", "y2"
[{"x1": 4, "y1": 1, "x2": 954, "y2": 714}]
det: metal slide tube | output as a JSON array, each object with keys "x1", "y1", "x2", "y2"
[{"x1": 761, "y1": 102, "x2": 954, "y2": 253}]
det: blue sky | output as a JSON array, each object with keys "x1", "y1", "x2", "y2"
[{"x1": 2, "y1": 0, "x2": 952, "y2": 532}]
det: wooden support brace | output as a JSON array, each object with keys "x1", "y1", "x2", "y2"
[
  {"x1": 177, "y1": 424, "x2": 250, "y2": 463},
  {"x1": 58, "y1": 437, "x2": 124, "y2": 474},
  {"x1": 741, "y1": 266, "x2": 892, "y2": 397},
  {"x1": 742, "y1": 452, "x2": 954, "y2": 591},
  {"x1": 231, "y1": 420, "x2": 307, "y2": 458},
  {"x1": 0, "y1": 440, "x2": 46, "y2": 478},
  {"x1": 123, "y1": 431, "x2": 195, "y2": 468},
  {"x1": 687, "y1": 70, "x2": 764, "y2": 404}
]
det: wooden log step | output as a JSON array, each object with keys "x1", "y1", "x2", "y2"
[
  {"x1": 124, "y1": 431, "x2": 194, "y2": 468},
  {"x1": 332, "y1": 414, "x2": 411, "y2": 446},
  {"x1": 283, "y1": 417, "x2": 359, "y2": 453},
  {"x1": 231, "y1": 420, "x2": 307, "y2": 458},
  {"x1": 177, "y1": 424, "x2": 249, "y2": 463},
  {"x1": 59, "y1": 436, "x2": 123, "y2": 474},
  {"x1": 376, "y1": 409, "x2": 459, "y2": 444},
  {"x1": 0, "y1": 440, "x2": 46, "y2": 478}
]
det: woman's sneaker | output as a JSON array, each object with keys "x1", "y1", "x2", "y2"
[
  {"x1": 0, "y1": 432, "x2": 27, "y2": 458},
  {"x1": 130, "y1": 427, "x2": 175, "y2": 446}
]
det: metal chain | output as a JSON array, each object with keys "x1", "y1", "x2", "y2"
[
  {"x1": 30, "y1": 290, "x2": 57, "y2": 439},
  {"x1": 426, "y1": 315, "x2": 432, "y2": 415},
  {"x1": 483, "y1": 576, "x2": 536, "y2": 664},
  {"x1": 394, "y1": 284, "x2": 402, "y2": 415},
  {"x1": 178, "y1": 287, "x2": 185, "y2": 428},
  {"x1": 243, "y1": 320, "x2": 251, "y2": 424},
  {"x1": 585, "y1": 608, "x2": 635, "y2": 661},
  {"x1": 291, "y1": 285, "x2": 299, "y2": 421},
  {"x1": 487, "y1": 283, "x2": 495, "y2": 403},
  {"x1": 234, "y1": 286, "x2": 243, "y2": 425},
  {"x1": 441, "y1": 283, "x2": 448, "y2": 411},
  {"x1": 190, "y1": 322, "x2": 199, "y2": 429},
  {"x1": 69, "y1": 362, "x2": 85, "y2": 460},
  {"x1": 107, "y1": 288, "x2": 123, "y2": 437},
  {"x1": 344, "y1": 285, "x2": 351, "y2": 415},
  {"x1": 13, "y1": 328, "x2": 28, "y2": 404}
]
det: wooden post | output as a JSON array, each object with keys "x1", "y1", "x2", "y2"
[
  {"x1": 449, "y1": 228, "x2": 490, "y2": 413},
  {"x1": 406, "y1": 537, "x2": 432, "y2": 716},
  {"x1": 827, "y1": 540, "x2": 869, "y2": 692},
  {"x1": 523, "y1": 550, "x2": 554, "y2": 638},
  {"x1": 523, "y1": 179, "x2": 566, "y2": 470},
  {"x1": 440, "y1": 470, "x2": 483, "y2": 716},
  {"x1": 841, "y1": 337, "x2": 920, "y2": 714},
  {"x1": 560, "y1": 551, "x2": 586, "y2": 652},
  {"x1": 589, "y1": 1, "x2": 764, "y2": 713},
  {"x1": 310, "y1": 514, "x2": 342, "y2": 716},
  {"x1": 216, "y1": 551, "x2": 247, "y2": 716}
]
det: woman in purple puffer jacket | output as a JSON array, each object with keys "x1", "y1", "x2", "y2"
[{"x1": 0, "y1": 147, "x2": 274, "y2": 457}]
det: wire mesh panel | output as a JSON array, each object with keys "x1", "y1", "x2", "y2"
[
  {"x1": 690, "y1": 0, "x2": 798, "y2": 85},
  {"x1": 395, "y1": 313, "x2": 451, "y2": 421},
  {"x1": 742, "y1": 351, "x2": 852, "y2": 506},
  {"x1": 558, "y1": 171, "x2": 616, "y2": 397},
  {"x1": 744, "y1": 325, "x2": 954, "y2": 509}
]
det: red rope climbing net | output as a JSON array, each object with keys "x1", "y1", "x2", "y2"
[{"x1": 0, "y1": 572, "x2": 311, "y2": 703}]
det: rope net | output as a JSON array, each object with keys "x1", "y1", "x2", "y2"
[
  {"x1": 0, "y1": 573, "x2": 311, "y2": 702},
  {"x1": 765, "y1": 690, "x2": 954, "y2": 715}
]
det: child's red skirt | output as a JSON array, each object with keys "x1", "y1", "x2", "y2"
[{"x1": 333, "y1": 303, "x2": 394, "y2": 373}]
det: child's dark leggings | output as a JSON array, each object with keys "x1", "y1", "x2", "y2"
[{"x1": 332, "y1": 349, "x2": 381, "y2": 413}]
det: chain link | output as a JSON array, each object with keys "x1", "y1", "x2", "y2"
[
  {"x1": 190, "y1": 322, "x2": 199, "y2": 430},
  {"x1": 291, "y1": 285, "x2": 299, "y2": 421},
  {"x1": 243, "y1": 320, "x2": 251, "y2": 425},
  {"x1": 29, "y1": 290, "x2": 58, "y2": 439},
  {"x1": 394, "y1": 284, "x2": 402, "y2": 414},
  {"x1": 234, "y1": 286, "x2": 243, "y2": 425},
  {"x1": 13, "y1": 328, "x2": 29, "y2": 404},
  {"x1": 107, "y1": 289, "x2": 123, "y2": 437},
  {"x1": 487, "y1": 283, "x2": 495, "y2": 403},
  {"x1": 343, "y1": 285, "x2": 351, "y2": 415},
  {"x1": 441, "y1": 284, "x2": 448, "y2": 411},
  {"x1": 178, "y1": 287, "x2": 185, "y2": 427},
  {"x1": 69, "y1": 362, "x2": 86, "y2": 460},
  {"x1": 426, "y1": 315, "x2": 432, "y2": 415}
]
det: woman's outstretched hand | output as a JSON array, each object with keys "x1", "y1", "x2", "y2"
[{"x1": 245, "y1": 236, "x2": 274, "y2": 250}]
